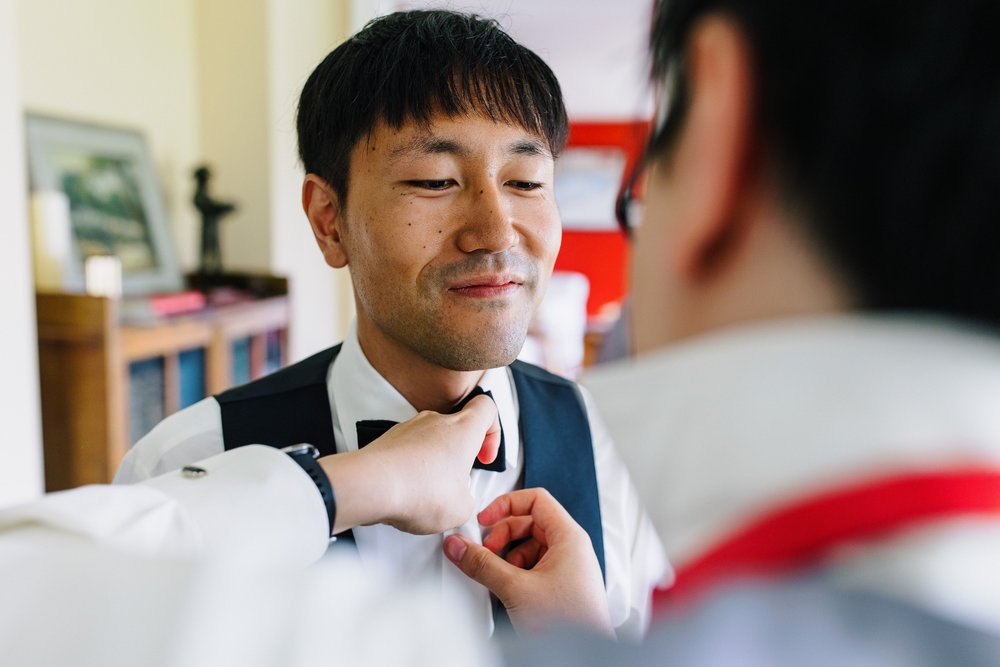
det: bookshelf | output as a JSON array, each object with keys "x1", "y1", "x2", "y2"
[{"x1": 35, "y1": 275, "x2": 290, "y2": 491}]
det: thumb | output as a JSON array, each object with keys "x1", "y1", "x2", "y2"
[{"x1": 444, "y1": 534, "x2": 519, "y2": 598}]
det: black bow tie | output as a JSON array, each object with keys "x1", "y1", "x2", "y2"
[{"x1": 355, "y1": 386, "x2": 506, "y2": 472}]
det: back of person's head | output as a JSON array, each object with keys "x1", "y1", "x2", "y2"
[
  {"x1": 297, "y1": 9, "x2": 567, "y2": 204},
  {"x1": 649, "y1": 0, "x2": 1000, "y2": 329}
]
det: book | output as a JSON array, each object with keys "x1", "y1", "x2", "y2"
[
  {"x1": 231, "y1": 337, "x2": 251, "y2": 386},
  {"x1": 178, "y1": 348, "x2": 206, "y2": 409},
  {"x1": 128, "y1": 358, "x2": 165, "y2": 445},
  {"x1": 120, "y1": 290, "x2": 207, "y2": 323}
]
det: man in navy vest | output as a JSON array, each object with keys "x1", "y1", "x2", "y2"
[
  {"x1": 445, "y1": 0, "x2": 1000, "y2": 661},
  {"x1": 114, "y1": 9, "x2": 667, "y2": 639}
]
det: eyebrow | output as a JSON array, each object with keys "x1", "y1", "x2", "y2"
[
  {"x1": 390, "y1": 136, "x2": 468, "y2": 159},
  {"x1": 508, "y1": 139, "x2": 550, "y2": 158},
  {"x1": 388, "y1": 135, "x2": 552, "y2": 159}
]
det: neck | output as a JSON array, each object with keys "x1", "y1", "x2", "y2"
[
  {"x1": 667, "y1": 203, "x2": 854, "y2": 346},
  {"x1": 354, "y1": 317, "x2": 484, "y2": 413}
]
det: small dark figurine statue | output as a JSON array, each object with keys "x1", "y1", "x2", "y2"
[{"x1": 193, "y1": 165, "x2": 236, "y2": 275}]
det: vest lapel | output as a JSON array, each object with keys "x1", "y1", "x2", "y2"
[
  {"x1": 217, "y1": 345, "x2": 342, "y2": 456},
  {"x1": 512, "y1": 360, "x2": 606, "y2": 580}
]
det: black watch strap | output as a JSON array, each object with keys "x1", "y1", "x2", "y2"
[{"x1": 281, "y1": 443, "x2": 336, "y2": 536}]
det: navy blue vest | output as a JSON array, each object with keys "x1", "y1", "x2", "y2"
[{"x1": 215, "y1": 345, "x2": 605, "y2": 580}]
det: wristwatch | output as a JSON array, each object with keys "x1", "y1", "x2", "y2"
[{"x1": 281, "y1": 443, "x2": 336, "y2": 536}]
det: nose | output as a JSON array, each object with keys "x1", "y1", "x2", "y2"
[{"x1": 456, "y1": 183, "x2": 518, "y2": 254}]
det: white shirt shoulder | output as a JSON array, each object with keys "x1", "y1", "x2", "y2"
[{"x1": 114, "y1": 397, "x2": 225, "y2": 484}]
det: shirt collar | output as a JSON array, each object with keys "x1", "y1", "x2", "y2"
[{"x1": 330, "y1": 320, "x2": 519, "y2": 469}]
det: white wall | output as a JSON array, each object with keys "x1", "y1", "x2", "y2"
[
  {"x1": 366, "y1": 0, "x2": 654, "y2": 119},
  {"x1": 0, "y1": 0, "x2": 44, "y2": 506}
]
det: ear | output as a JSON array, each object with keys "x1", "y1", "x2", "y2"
[
  {"x1": 302, "y1": 174, "x2": 349, "y2": 268},
  {"x1": 668, "y1": 15, "x2": 755, "y2": 281}
]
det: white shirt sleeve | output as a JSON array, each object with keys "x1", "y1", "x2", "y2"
[
  {"x1": 114, "y1": 396, "x2": 226, "y2": 484},
  {"x1": 0, "y1": 446, "x2": 497, "y2": 667},
  {"x1": 2, "y1": 445, "x2": 330, "y2": 567},
  {"x1": 584, "y1": 386, "x2": 672, "y2": 641}
]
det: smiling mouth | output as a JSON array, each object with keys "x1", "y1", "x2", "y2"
[{"x1": 448, "y1": 276, "x2": 524, "y2": 298}]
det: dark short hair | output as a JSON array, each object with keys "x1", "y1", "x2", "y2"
[
  {"x1": 650, "y1": 1, "x2": 1000, "y2": 329},
  {"x1": 297, "y1": 10, "x2": 568, "y2": 203}
]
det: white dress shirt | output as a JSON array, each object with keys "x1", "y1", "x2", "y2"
[
  {"x1": 116, "y1": 322, "x2": 668, "y2": 639},
  {"x1": 583, "y1": 314, "x2": 1000, "y2": 633}
]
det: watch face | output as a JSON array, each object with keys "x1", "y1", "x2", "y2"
[{"x1": 283, "y1": 443, "x2": 320, "y2": 459}]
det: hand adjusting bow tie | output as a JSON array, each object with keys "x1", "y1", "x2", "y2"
[{"x1": 355, "y1": 386, "x2": 506, "y2": 472}]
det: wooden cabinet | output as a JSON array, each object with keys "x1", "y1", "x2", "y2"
[{"x1": 35, "y1": 277, "x2": 289, "y2": 491}]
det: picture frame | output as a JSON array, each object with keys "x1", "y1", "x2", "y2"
[
  {"x1": 24, "y1": 114, "x2": 184, "y2": 296},
  {"x1": 554, "y1": 146, "x2": 627, "y2": 231}
]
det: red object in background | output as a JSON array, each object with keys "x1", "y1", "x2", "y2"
[
  {"x1": 555, "y1": 230, "x2": 630, "y2": 321},
  {"x1": 554, "y1": 121, "x2": 649, "y2": 322},
  {"x1": 147, "y1": 290, "x2": 206, "y2": 316}
]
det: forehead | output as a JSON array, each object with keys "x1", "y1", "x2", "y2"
[{"x1": 355, "y1": 113, "x2": 553, "y2": 163}]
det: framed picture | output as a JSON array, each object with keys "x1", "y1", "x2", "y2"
[
  {"x1": 24, "y1": 114, "x2": 184, "y2": 296},
  {"x1": 554, "y1": 146, "x2": 628, "y2": 231}
]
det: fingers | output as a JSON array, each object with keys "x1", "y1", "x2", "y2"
[
  {"x1": 482, "y1": 515, "x2": 547, "y2": 569},
  {"x1": 478, "y1": 488, "x2": 573, "y2": 530},
  {"x1": 506, "y1": 538, "x2": 544, "y2": 569},
  {"x1": 443, "y1": 534, "x2": 520, "y2": 598},
  {"x1": 477, "y1": 489, "x2": 587, "y2": 567},
  {"x1": 478, "y1": 488, "x2": 549, "y2": 524},
  {"x1": 456, "y1": 394, "x2": 501, "y2": 464},
  {"x1": 482, "y1": 515, "x2": 534, "y2": 553}
]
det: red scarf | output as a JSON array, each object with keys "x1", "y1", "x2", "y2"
[{"x1": 654, "y1": 468, "x2": 1000, "y2": 614}]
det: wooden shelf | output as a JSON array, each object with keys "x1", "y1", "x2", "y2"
[{"x1": 36, "y1": 279, "x2": 290, "y2": 491}]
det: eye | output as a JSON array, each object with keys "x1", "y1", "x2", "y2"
[
  {"x1": 405, "y1": 179, "x2": 456, "y2": 191},
  {"x1": 507, "y1": 180, "x2": 543, "y2": 191}
]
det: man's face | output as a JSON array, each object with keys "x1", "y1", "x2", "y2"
[{"x1": 339, "y1": 113, "x2": 561, "y2": 371}]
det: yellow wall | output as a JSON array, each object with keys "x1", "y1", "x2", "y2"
[
  {"x1": 195, "y1": 0, "x2": 271, "y2": 272},
  {"x1": 18, "y1": 0, "x2": 202, "y2": 268},
  {"x1": 267, "y1": 0, "x2": 356, "y2": 358},
  {"x1": 195, "y1": 0, "x2": 354, "y2": 358}
]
